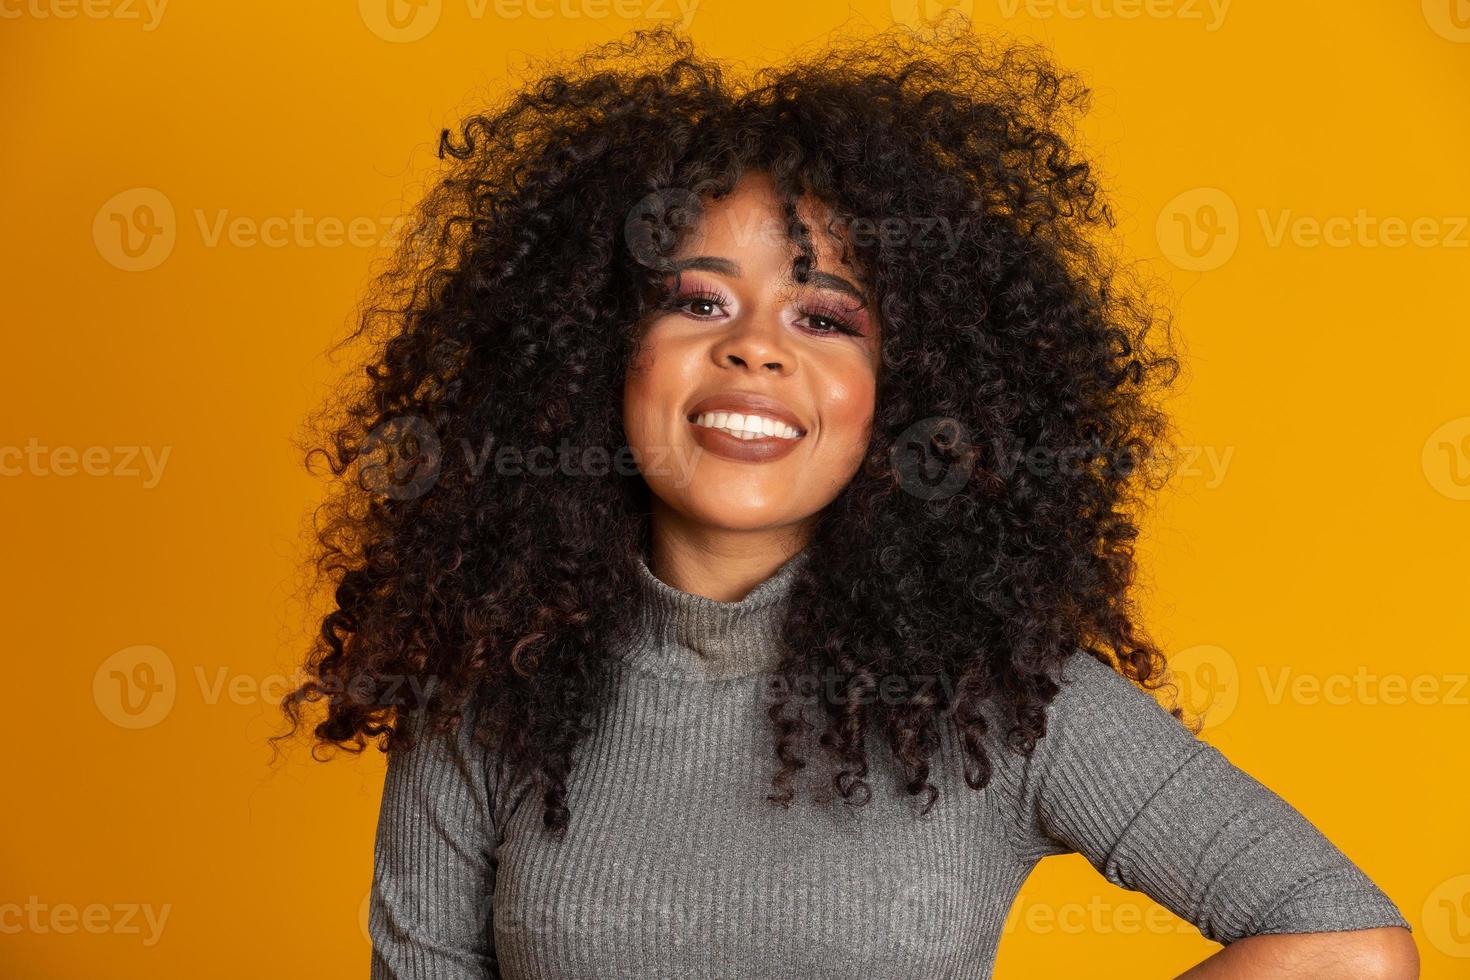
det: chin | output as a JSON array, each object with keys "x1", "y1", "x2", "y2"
[{"x1": 674, "y1": 486, "x2": 797, "y2": 530}]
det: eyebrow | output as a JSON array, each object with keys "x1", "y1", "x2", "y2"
[{"x1": 668, "y1": 256, "x2": 868, "y2": 306}]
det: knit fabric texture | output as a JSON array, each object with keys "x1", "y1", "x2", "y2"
[{"x1": 368, "y1": 545, "x2": 1409, "y2": 978}]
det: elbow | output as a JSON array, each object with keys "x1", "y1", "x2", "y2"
[
  {"x1": 1357, "y1": 926, "x2": 1419, "y2": 980},
  {"x1": 1364, "y1": 928, "x2": 1411, "y2": 980},
  {"x1": 1221, "y1": 926, "x2": 1420, "y2": 979}
]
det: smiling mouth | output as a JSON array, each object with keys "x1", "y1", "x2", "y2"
[{"x1": 685, "y1": 411, "x2": 807, "y2": 441}]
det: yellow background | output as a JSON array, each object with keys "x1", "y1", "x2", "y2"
[{"x1": 3, "y1": 1, "x2": 1467, "y2": 976}]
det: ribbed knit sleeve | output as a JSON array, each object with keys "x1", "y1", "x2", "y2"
[
  {"x1": 1008, "y1": 649, "x2": 1411, "y2": 946},
  {"x1": 368, "y1": 699, "x2": 499, "y2": 979}
]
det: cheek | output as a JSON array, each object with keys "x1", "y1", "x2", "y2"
[
  {"x1": 816, "y1": 362, "x2": 878, "y2": 441},
  {"x1": 623, "y1": 332, "x2": 689, "y2": 436}
]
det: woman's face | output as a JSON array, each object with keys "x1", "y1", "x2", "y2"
[{"x1": 623, "y1": 172, "x2": 881, "y2": 538}]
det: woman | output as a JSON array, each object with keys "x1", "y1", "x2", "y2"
[{"x1": 275, "y1": 18, "x2": 1416, "y2": 979}]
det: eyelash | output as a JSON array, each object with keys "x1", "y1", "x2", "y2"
[{"x1": 660, "y1": 286, "x2": 864, "y2": 337}]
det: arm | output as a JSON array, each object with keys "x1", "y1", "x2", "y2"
[
  {"x1": 1175, "y1": 926, "x2": 1418, "y2": 978},
  {"x1": 368, "y1": 698, "x2": 499, "y2": 979},
  {"x1": 1007, "y1": 649, "x2": 1414, "y2": 978}
]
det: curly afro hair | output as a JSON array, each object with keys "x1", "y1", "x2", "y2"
[{"x1": 273, "y1": 14, "x2": 1188, "y2": 836}]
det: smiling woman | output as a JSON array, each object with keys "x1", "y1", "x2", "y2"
[
  {"x1": 271, "y1": 16, "x2": 1416, "y2": 980},
  {"x1": 624, "y1": 172, "x2": 881, "y2": 518}
]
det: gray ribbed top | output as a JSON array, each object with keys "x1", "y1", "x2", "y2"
[
  {"x1": 610, "y1": 545, "x2": 813, "y2": 680},
  {"x1": 368, "y1": 546, "x2": 1410, "y2": 978}
]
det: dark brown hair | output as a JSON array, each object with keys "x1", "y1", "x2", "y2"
[{"x1": 272, "y1": 15, "x2": 1188, "y2": 835}]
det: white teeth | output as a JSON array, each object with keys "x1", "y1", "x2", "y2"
[{"x1": 692, "y1": 411, "x2": 801, "y2": 440}]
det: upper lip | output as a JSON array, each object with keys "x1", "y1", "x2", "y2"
[{"x1": 686, "y1": 391, "x2": 807, "y2": 436}]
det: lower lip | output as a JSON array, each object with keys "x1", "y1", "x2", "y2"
[{"x1": 687, "y1": 418, "x2": 804, "y2": 463}]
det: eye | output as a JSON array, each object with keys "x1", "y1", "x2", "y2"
[
  {"x1": 655, "y1": 280, "x2": 868, "y2": 337},
  {"x1": 798, "y1": 303, "x2": 865, "y2": 337},
  {"x1": 661, "y1": 287, "x2": 730, "y2": 320}
]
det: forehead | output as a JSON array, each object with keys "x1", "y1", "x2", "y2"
[{"x1": 678, "y1": 173, "x2": 862, "y2": 279}]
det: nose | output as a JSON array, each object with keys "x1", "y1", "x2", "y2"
[{"x1": 711, "y1": 309, "x2": 794, "y2": 374}]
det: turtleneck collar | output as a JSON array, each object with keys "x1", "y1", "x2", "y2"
[{"x1": 612, "y1": 545, "x2": 813, "y2": 681}]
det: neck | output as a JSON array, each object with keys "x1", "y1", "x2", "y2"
[
  {"x1": 611, "y1": 540, "x2": 814, "y2": 681},
  {"x1": 645, "y1": 501, "x2": 814, "y2": 604}
]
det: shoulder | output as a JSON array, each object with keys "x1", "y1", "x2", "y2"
[
  {"x1": 1046, "y1": 647, "x2": 1188, "y2": 739},
  {"x1": 979, "y1": 647, "x2": 1188, "y2": 759},
  {"x1": 977, "y1": 647, "x2": 1204, "y2": 852},
  {"x1": 386, "y1": 691, "x2": 503, "y2": 811},
  {"x1": 1036, "y1": 647, "x2": 1202, "y2": 778}
]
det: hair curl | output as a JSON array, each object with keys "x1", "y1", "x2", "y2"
[{"x1": 273, "y1": 14, "x2": 1190, "y2": 835}]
